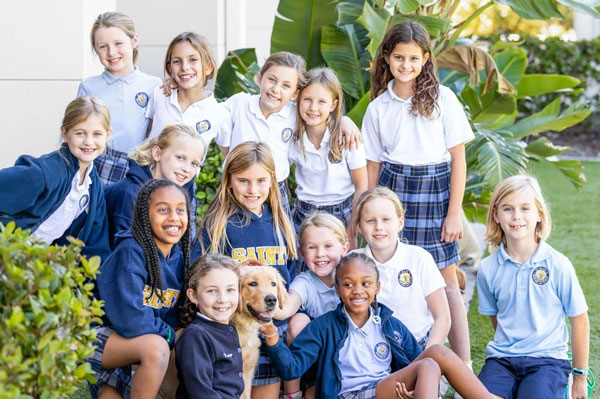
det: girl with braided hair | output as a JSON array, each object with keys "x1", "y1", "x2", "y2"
[{"x1": 89, "y1": 179, "x2": 191, "y2": 399}]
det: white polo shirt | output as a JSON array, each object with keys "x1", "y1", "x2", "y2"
[
  {"x1": 289, "y1": 270, "x2": 339, "y2": 318},
  {"x1": 477, "y1": 242, "x2": 588, "y2": 360},
  {"x1": 78, "y1": 67, "x2": 161, "y2": 153},
  {"x1": 339, "y1": 307, "x2": 391, "y2": 394},
  {"x1": 362, "y1": 81, "x2": 474, "y2": 165},
  {"x1": 352, "y1": 240, "x2": 445, "y2": 341},
  {"x1": 33, "y1": 165, "x2": 93, "y2": 244},
  {"x1": 222, "y1": 93, "x2": 296, "y2": 182},
  {"x1": 289, "y1": 128, "x2": 366, "y2": 205},
  {"x1": 146, "y1": 88, "x2": 231, "y2": 148}
]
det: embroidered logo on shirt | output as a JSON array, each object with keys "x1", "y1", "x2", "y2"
[
  {"x1": 397, "y1": 269, "x2": 413, "y2": 287},
  {"x1": 143, "y1": 286, "x2": 180, "y2": 308},
  {"x1": 374, "y1": 342, "x2": 390, "y2": 360},
  {"x1": 79, "y1": 194, "x2": 89, "y2": 210},
  {"x1": 135, "y1": 92, "x2": 149, "y2": 108},
  {"x1": 532, "y1": 266, "x2": 550, "y2": 285},
  {"x1": 223, "y1": 353, "x2": 233, "y2": 358},
  {"x1": 196, "y1": 120, "x2": 211, "y2": 133},
  {"x1": 281, "y1": 127, "x2": 293, "y2": 143},
  {"x1": 393, "y1": 331, "x2": 402, "y2": 343}
]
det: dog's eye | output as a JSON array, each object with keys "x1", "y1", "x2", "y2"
[
  {"x1": 271, "y1": 281, "x2": 277, "y2": 287},
  {"x1": 249, "y1": 281, "x2": 258, "y2": 287}
]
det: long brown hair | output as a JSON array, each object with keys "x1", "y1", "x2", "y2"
[
  {"x1": 164, "y1": 32, "x2": 216, "y2": 85},
  {"x1": 293, "y1": 67, "x2": 345, "y2": 163},
  {"x1": 370, "y1": 21, "x2": 439, "y2": 118}
]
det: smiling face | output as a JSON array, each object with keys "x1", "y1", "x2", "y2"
[
  {"x1": 62, "y1": 114, "x2": 111, "y2": 171},
  {"x1": 298, "y1": 82, "x2": 337, "y2": 132},
  {"x1": 148, "y1": 185, "x2": 188, "y2": 256},
  {"x1": 93, "y1": 26, "x2": 137, "y2": 77},
  {"x1": 385, "y1": 40, "x2": 429, "y2": 93},
  {"x1": 257, "y1": 65, "x2": 299, "y2": 118},
  {"x1": 357, "y1": 197, "x2": 403, "y2": 263},
  {"x1": 300, "y1": 226, "x2": 349, "y2": 286},
  {"x1": 228, "y1": 162, "x2": 272, "y2": 216},
  {"x1": 168, "y1": 41, "x2": 212, "y2": 91},
  {"x1": 494, "y1": 189, "x2": 542, "y2": 247},
  {"x1": 188, "y1": 267, "x2": 239, "y2": 324},
  {"x1": 151, "y1": 135, "x2": 205, "y2": 185},
  {"x1": 335, "y1": 258, "x2": 380, "y2": 327}
]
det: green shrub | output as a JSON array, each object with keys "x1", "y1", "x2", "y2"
[
  {"x1": 0, "y1": 222, "x2": 104, "y2": 399},
  {"x1": 195, "y1": 141, "x2": 224, "y2": 220}
]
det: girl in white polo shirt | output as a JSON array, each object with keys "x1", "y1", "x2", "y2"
[
  {"x1": 289, "y1": 67, "x2": 367, "y2": 247},
  {"x1": 145, "y1": 32, "x2": 230, "y2": 155},
  {"x1": 362, "y1": 21, "x2": 474, "y2": 366},
  {"x1": 351, "y1": 187, "x2": 450, "y2": 351}
]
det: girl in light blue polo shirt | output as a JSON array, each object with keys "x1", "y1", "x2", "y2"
[
  {"x1": 477, "y1": 175, "x2": 589, "y2": 399},
  {"x1": 78, "y1": 12, "x2": 161, "y2": 185}
]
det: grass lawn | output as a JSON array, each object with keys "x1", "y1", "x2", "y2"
[
  {"x1": 69, "y1": 161, "x2": 599, "y2": 399},
  {"x1": 468, "y1": 160, "x2": 600, "y2": 398}
]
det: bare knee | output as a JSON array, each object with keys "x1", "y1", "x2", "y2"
[
  {"x1": 139, "y1": 334, "x2": 170, "y2": 371},
  {"x1": 422, "y1": 343, "x2": 452, "y2": 360},
  {"x1": 416, "y1": 357, "x2": 441, "y2": 377}
]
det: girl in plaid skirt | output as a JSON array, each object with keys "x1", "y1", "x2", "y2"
[{"x1": 362, "y1": 21, "x2": 474, "y2": 368}]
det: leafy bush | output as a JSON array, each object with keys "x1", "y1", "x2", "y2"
[
  {"x1": 195, "y1": 141, "x2": 224, "y2": 219},
  {"x1": 0, "y1": 222, "x2": 103, "y2": 399}
]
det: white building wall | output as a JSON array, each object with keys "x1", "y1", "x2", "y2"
[{"x1": 574, "y1": 11, "x2": 600, "y2": 40}]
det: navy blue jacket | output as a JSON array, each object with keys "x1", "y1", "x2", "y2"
[
  {"x1": 97, "y1": 233, "x2": 184, "y2": 348},
  {"x1": 176, "y1": 315, "x2": 244, "y2": 399},
  {"x1": 104, "y1": 159, "x2": 196, "y2": 249},
  {"x1": 266, "y1": 303, "x2": 422, "y2": 399},
  {"x1": 0, "y1": 144, "x2": 110, "y2": 261}
]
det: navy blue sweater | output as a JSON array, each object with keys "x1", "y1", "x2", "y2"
[
  {"x1": 97, "y1": 234, "x2": 184, "y2": 348},
  {"x1": 266, "y1": 303, "x2": 422, "y2": 399},
  {"x1": 0, "y1": 144, "x2": 110, "y2": 261},
  {"x1": 176, "y1": 315, "x2": 244, "y2": 399},
  {"x1": 104, "y1": 159, "x2": 196, "y2": 249}
]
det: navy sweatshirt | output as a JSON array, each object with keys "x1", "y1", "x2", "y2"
[
  {"x1": 0, "y1": 143, "x2": 110, "y2": 261},
  {"x1": 176, "y1": 315, "x2": 244, "y2": 399},
  {"x1": 96, "y1": 233, "x2": 184, "y2": 348},
  {"x1": 104, "y1": 159, "x2": 197, "y2": 249}
]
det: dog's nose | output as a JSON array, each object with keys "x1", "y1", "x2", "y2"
[{"x1": 264, "y1": 295, "x2": 277, "y2": 307}]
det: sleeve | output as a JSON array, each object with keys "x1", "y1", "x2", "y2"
[
  {"x1": 555, "y1": 256, "x2": 588, "y2": 317},
  {"x1": 418, "y1": 250, "x2": 446, "y2": 297},
  {"x1": 80, "y1": 189, "x2": 111, "y2": 262},
  {"x1": 345, "y1": 142, "x2": 367, "y2": 170},
  {"x1": 214, "y1": 104, "x2": 233, "y2": 148},
  {"x1": 77, "y1": 81, "x2": 89, "y2": 97},
  {"x1": 441, "y1": 87, "x2": 474, "y2": 149},
  {"x1": 217, "y1": 95, "x2": 240, "y2": 148},
  {"x1": 105, "y1": 187, "x2": 136, "y2": 248},
  {"x1": 265, "y1": 320, "x2": 324, "y2": 380},
  {"x1": 0, "y1": 156, "x2": 47, "y2": 214},
  {"x1": 175, "y1": 328, "x2": 222, "y2": 399},
  {"x1": 289, "y1": 273, "x2": 311, "y2": 309},
  {"x1": 361, "y1": 103, "x2": 383, "y2": 162},
  {"x1": 477, "y1": 261, "x2": 498, "y2": 316},
  {"x1": 145, "y1": 86, "x2": 158, "y2": 119},
  {"x1": 98, "y1": 247, "x2": 174, "y2": 345}
]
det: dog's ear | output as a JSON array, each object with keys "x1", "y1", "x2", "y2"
[{"x1": 276, "y1": 273, "x2": 288, "y2": 310}]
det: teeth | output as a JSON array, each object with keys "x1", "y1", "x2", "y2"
[
  {"x1": 166, "y1": 226, "x2": 180, "y2": 232},
  {"x1": 351, "y1": 298, "x2": 367, "y2": 304}
]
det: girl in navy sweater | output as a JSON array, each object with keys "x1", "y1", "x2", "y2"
[
  {"x1": 201, "y1": 141, "x2": 296, "y2": 399},
  {"x1": 176, "y1": 254, "x2": 243, "y2": 399},
  {"x1": 261, "y1": 253, "x2": 493, "y2": 399},
  {"x1": 104, "y1": 123, "x2": 205, "y2": 247},
  {"x1": 89, "y1": 179, "x2": 192, "y2": 399},
  {"x1": 0, "y1": 96, "x2": 111, "y2": 261}
]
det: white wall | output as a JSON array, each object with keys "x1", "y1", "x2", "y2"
[{"x1": 574, "y1": 11, "x2": 600, "y2": 40}]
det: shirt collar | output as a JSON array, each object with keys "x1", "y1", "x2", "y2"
[
  {"x1": 101, "y1": 65, "x2": 140, "y2": 85},
  {"x1": 343, "y1": 306, "x2": 373, "y2": 336},
  {"x1": 249, "y1": 95, "x2": 293, "y2": 120},
  {"x1": 302, "y1": 127, "x2": 330, "y2": 152},
  {"x1": 170, "y1": 90, "x2": 217, "y2": 110},
  {"x1": 308, "y1": 270, "x2": 334, "y2": 294},
  {"x1": 497, "y1": 241, "x2": 551, "y2": 267},
  {"x1": 73, "y1": 163, "x2": 94, "y2": 191},
  {"x1": 383, "y1": 79, "x2": 412, "y2": 104}
]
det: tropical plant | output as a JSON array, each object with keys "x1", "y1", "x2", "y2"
[
  {"x1": 212, "y1": 0, "x2": 597, "y2": 221},
  {"x1": 0, "y1": 222, "x2": 104, "y2": 399}
]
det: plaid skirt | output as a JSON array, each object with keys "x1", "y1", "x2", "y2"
[
  {"x1": 292, "y1": 195, "x2": 353, "y2": 232},
  {"x1": 338, "y1": 381, "x2": 378, "y2": 399},
  {"x1": 94, "y1": 148, "x2": 129, "y2": 186},
  {"x1": 87, "y1": 326, "x2": 132, "y2": 399},
  {"x1": 379, "y1": 161, "x2": 459, "y2": 269},
  {"x1": 253, "y1": 323, "x2": 288, "y2": 386}
]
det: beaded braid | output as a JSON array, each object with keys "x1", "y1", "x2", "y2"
[{"x1": 132, "y1": 179, "x2": 192, "y2": 304}]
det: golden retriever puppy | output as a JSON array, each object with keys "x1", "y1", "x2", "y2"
[{"x1": 233, "y1": 265, "x2": 287, "y2": 399}]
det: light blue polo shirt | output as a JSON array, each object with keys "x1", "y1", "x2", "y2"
[
  {"x1": 78, "y1": 67, "x2": 161, "y2": 153},
  {"x1": 338, "y1": 307, "x2": 391, "y2": 394},
  {"x1": 289, "y1": 270, "x2": 339, "y2": 318},
  {"x1": 477, "y1": 242, "x2": 587, "y2": 360}
]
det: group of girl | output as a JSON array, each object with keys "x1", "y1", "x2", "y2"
[{"x1": 0, "y1": 9, "x2": 588, "y2": 399}]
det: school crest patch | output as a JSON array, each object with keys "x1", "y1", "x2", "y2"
[
  {"x1": 135, "y1": 92, "x2": 149, "y2": 108},
  {"x1": 374, "y1": 342, "x2": 390, "y2": 360},
  {"x1": 196, "y1": 120, "x2": 211, "y2": 134},
  {"x1": 398, "y1": 269, "x2": 413, "y2": 287},
  {"x1": 281, "y1": 127, "x2": 293, "y2": 143},
  {"x1": 532, "y1": 266, "x2": 550, "y2": 285},
  {"x1": 393, "y1": 330, "x2": 402, "y2": 343},
  {"x1": 79, "y1": 194, "x2": 90, "y2": 210}
]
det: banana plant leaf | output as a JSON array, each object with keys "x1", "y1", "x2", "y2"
[
  {"x1": 493, "y1": 48, "x2": 527, "y2": 86},
  {"x1": 346, "y1": 91, "x2": 371, "y2": 127},
  {"x1": 494, "y1": 0, "x2": 563, "y2": 19},
  {"x1": 271, "y1": 0, "x2": 340, "y2": 69},
  {"x1": 506, "y1": 98, "x2": 592, "y2": 139},
  {"x1": 526, "y1": 137, "x2": 572, "y2": 157},
  {"x1": 557, "y1": 0, "x2": 600, "y2": 17},
  {"x1": 515, "y1": 74, "x2": 581, "y2": 99},
  {"x1": 394, "y1": 0, "x2": 438, "y2": 14},
  {"x1": 357, "y1": 1, "x2": 391, "y2": 57},
  {"x1": 460, "y1": 86, "x2": 517, "y2": 124},
  {"x1": 389, "y1": 14, "x2": 451, "y2": 37},
  {"x1": 321, "y1": 24, "x2": 371, "y2": 99},
  {"x1": 214, "y1": 48, "x2": 260, "y2": 100},
  {"x1": 337, "y1": 0, "x2": 365, "y2": 24}
]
